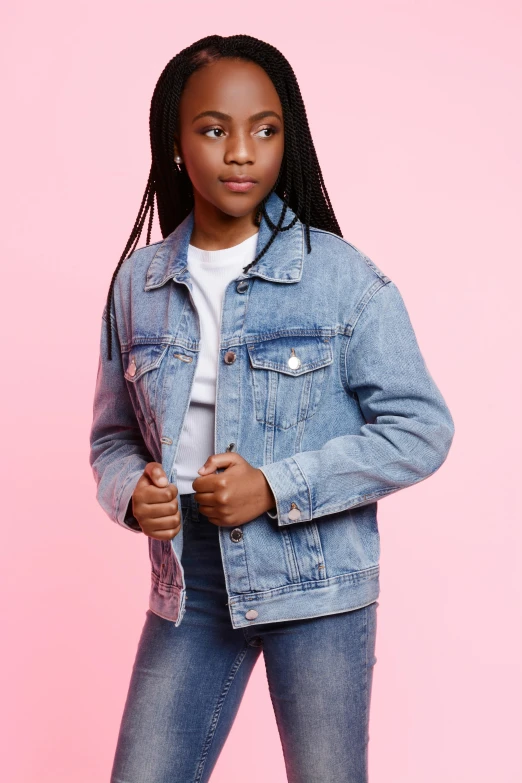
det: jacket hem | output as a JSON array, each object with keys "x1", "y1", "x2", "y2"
[
  {"x1": 147, "y1": 566, "x2": 379, "y2": 629},
  {"x1": 228, "y1": 566, "x2": 379, "y2": 629},
  {"x1": 149, "y1": 573, "x2": 186, "y2": 626}
]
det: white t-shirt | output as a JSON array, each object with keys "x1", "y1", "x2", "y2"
[{"x1": 173, "y1": 231, "x2": 259, "y2": 494}]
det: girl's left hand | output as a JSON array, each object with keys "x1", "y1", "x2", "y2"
[{"x1": 192, "y1": 452, "x2": 276, "y2": 526}]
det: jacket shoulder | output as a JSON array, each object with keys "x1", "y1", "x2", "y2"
[
  {"x1": 103, "y1": 239, "x2": 164, "y2": 326},
  {"x1": 115, "y1": 239, "x2": 164, "y2": 286},
  {"x1": 308, "y1": 226, "x2": 392, "y2": 285}
]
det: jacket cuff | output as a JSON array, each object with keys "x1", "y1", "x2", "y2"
[
  {"x1": 258, "y1": 458, "x2": 312, "y2": 526},
  {"x1": 116, "y1": 469, "x2": 144, "y2": 533}
]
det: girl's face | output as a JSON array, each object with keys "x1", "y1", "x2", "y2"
[{"x1": 176, "y1": 58, "x2": 284, "y2": 219}]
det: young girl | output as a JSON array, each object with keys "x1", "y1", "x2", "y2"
[{"x1": 90, "y1": 34, "x2": 454, "y2": 783}]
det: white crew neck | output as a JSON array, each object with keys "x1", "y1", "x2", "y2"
[{"x1": 188, "y1": 231, "x2": 259, "y2": 266}]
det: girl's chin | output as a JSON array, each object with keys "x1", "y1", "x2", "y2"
[
  {"x1": 194, "y1": 189, "x2": 267, "y2": 219},
  {"x1": 213, "y1": 199, "x2": 261, "y2": 219}
]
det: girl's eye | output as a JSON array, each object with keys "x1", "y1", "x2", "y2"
[
  {"x1": 203, "y1": 128, "x2": 225, "y2": 138},
  {"x1": 255, "y1": 127, "x2": 276, "y2": 138}
]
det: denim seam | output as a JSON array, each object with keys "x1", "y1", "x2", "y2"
[
  {"x1": 232, "y1": 599, "x2": 379, "y2": 630},
  {"x1": 363, "y1": 604, "x2": 370, "y2": 775},
  {"x1": 308, "y1": 227, "x2": 391, "y2": 284},
  {"x1": 147, "y1": 604, "x2": 182, "y2": 623},
  {"x1": 150, "y1": 571, "x2": 179, "y2": 593},
  {"x1": 228, "y1": 566, "x2": 379, "y2": 604},
  {"x1": 236, "y1": 353, "x2": 254, "y2": 593},
  {"x1": 344, "y1": 280, "x2": 392, "y2": 367},
  {"x1": 193, "y1": 644, "x2": 251, "y2": 783},
  {"x1": 241, "y1": 532, "x2": 255, "y2": 594},
  {"x1": 288, "y1": 454, "x2": 313, "y2": 517},
  {"x1": 276, "y1": 485, "x2": 402, "y2": 524},
  {"x1": 116, "y1": 466, "x2": 144, "y2": 532},
  {"x1": 281, "y1": 527, "x2": 301, "y2": 583},
  {"x1": 220, "y1": 523, "x2": 254, "y2": 597},
  {"x1": 263, "y1": 654, "x2": 293, "y2": 778}
]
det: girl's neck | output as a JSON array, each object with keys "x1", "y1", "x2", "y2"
[{"x1": 190, "y1": 197, "x2": 259, "y2": 251}]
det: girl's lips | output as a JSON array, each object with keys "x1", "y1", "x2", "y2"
[{"x1": 221, "y1": 180, "x2": 257, "y2": 192}]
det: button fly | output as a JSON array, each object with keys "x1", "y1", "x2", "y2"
[
  {"x1": 230, "y1": 528, "x2": 243, "y2": 542},
  {"x1": 224, "y1": 351, "x2": 236, "y2": 364}
]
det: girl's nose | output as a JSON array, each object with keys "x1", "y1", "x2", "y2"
[{"x1": 224, "y1": 132, "x2": 254, "y2": 166}]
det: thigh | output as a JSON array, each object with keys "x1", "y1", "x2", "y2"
[
  {"x1": 111, "y1": 498, "x2": 262, "y2": 783},
  {"x1": 261, "y1": 601, "x2": 379, "y2": 783}
]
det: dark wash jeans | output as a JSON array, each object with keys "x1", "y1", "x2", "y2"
[{"x1": 111, "y1": 493, "x2": 378, "y2": 783}]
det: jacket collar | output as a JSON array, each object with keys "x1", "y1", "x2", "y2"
[{"x1": 144, "y1": 190, "x2": 304, "y2": 291}]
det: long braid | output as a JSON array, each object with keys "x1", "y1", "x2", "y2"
[
  {"x1": 105, "y1": 165, "x2": 156, "y2": 358},
  {"x1": 105, "y1": 34, "x2": 343, "y2": 359}
]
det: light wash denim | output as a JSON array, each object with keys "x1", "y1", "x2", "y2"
[
  {"x1": 110, "y1": 493, "x2": 378, "y2": 783},
  {"x1": 89, "y1": 190, "x2": 455, "y2": 629}
]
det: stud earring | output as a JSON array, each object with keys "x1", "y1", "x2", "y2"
[{"x1": 174, "y1": 154, "x2": 183, "y2": 172}]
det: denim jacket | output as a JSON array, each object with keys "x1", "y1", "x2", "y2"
[{"x1": 89, "y1": 190, "x2": 455, "y2": 629}]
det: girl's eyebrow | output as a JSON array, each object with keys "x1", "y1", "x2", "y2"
[{"x1": 191, "y1": 110, "x2": 283, "y2": 124}]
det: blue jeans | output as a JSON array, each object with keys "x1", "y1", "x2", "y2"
[{"x1": 111, "y1": 493, "x2": 378, "y2": 783}]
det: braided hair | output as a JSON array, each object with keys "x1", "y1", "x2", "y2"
[{"x1": 105, "y1": 34, "x2": 342, "y2": 359}]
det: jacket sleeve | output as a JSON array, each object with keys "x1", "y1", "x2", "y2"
[
  {"x1": 89, "y1": 305, "x2": 153, "y2": 534},
  {"x1": 259, "y1": 280, "x2": 455, "y2": 526}
]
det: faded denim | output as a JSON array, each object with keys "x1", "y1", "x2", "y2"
[
  {"x1": 89, "y1": 190, "x2": 455, "y2": 629},
  {"x1": 110, "y1": 493, "x2": 378, "y2": 783}
]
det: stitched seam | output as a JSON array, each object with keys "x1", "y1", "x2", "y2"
[
  {"x1": 308, "y1": 228, "x2": 391, "y2": 283},
  {"x1": 193, "y1": 644, "x2": 250, "y2": 782},
  {"x1": 344, "y1": 280, "x2": 391, "y2": 367},
  {"x1": 363, "y1": 603, "x2": 374, "y2": 772},
  {"x1": 263, "y1": 654, "x2": 293, "y2": 778},
  {"x1": 358, "y1": 603, "x2": 370, "y2": 777},
  {"x1": 228, "y1": 566, "x2": 379, "y2": 605},
  {"x1": 289, "y1": 455, "x2": 313, "y2": 517}
]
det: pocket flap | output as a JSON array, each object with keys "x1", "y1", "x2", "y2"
[
  {"x1": 123, "y1": 343, "x2": 169, "y2": 382},
  {"x1": 247, "y1": 335, "x2": 333, "y2": 376}
]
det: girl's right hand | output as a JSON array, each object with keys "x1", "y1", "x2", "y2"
[{"x1": 131, "y1": 462, "x2": 181, "y2": 540}]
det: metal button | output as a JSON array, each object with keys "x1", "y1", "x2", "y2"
[
  {"x1": 288, "y1": 502, "x2": 301, "y2": 521},
  {"x1": 287, "y1": 348, "x2": 301, "y2": 370},
  {"x1": 127, "y1": 357, "x2": 137, "y2": 377},
  {"x1": 230, "y1": 528, "x2": 243, "y2": 542},
  {"x1": 224, "y1": 351, "x2": 236, "y2": 364},
  {"x1": 245, "y1": 609, "x2": 258, "y2": 620},
  {"x1": 236, "y1": 280, "x2": 249, "y2": 293}
]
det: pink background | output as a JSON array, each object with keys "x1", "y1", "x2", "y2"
[{"x1": 2, "y1": 1, "x2": 520, "y2": 781}]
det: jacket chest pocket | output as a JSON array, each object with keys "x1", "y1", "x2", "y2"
[
  {"x1": 122, "y1": 342, "x2": 170, "y2": 425},
  {"x1": 247, "y1": 335, "x2": 333, "y2": 430}
]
